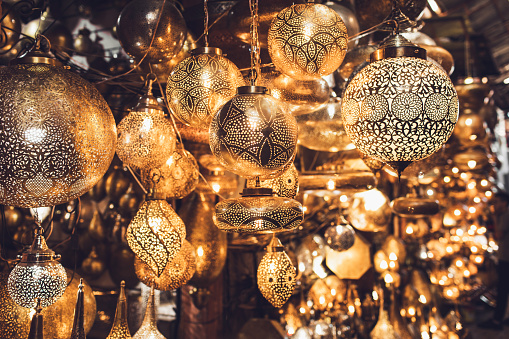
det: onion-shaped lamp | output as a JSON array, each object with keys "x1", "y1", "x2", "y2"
[
  {"x1": 8, "y1": 227, "x2": 67, "y2": 309},
  {"x1": 126, "y1": 189, "x2": 185, "y2": 277},
  {"x1": 0, "y1": 37, "x2": 116, "y2": 208},
  {"x1": 257, "y1": 237, "x2": 296, "y2": 308},
  {"x1": 214, "y1": 184, "x2": 304, "y2": 233},
  {"x1": 209, "y1": 86, "x2": 298, "y2": 179},
  {"x1": 167, "y1": 47, "x2": 246, "y2": 129},
  {"x1": 133, "y1": 286, "x2": 166, "y2": 339},
  {"x1": 106, "y1": 281, "x2": 132, "y2": 339},
  {"x1": 116, "y1": 76, "x2": 176, "y2": 170},
  {"x1": 267, "y1": 3, "x2": 348, "y2": 80},
  {"x1": 341, "y1": 33, "x2": 458, "y2": 176}
]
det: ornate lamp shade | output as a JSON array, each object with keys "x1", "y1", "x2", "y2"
[
  {"x1": 106, "y1": 281, "x2": 131, "y2": 339},
  {"x1": 134, "y1": 240, "x2": 196, "y2": 291},
  {"x1": 257, "y1": 237, "x2": 296, "y2": 308},
  {"x1": 126, "y1": 197, "x2": 185, "y2": 277},
  {"x1": 167, "y1": 47, "x2": 246, "y2": 129},
  {"x1": 267, "y1": 3, "x2": 348, "y2": 80},
  {"x1": 341, "y1": 34, "x2": 458, "y2": 174},
  {"x1": 141, "y1": 147, "x2": 199, "y2": 200},
  {"x1": 0, "y1": 55, "x2": 116, "y2": 208},
  {"x1": 214, "y1": 187, "x2": 304, "y2": 233},
  {"x1": 325, "y1": 1, "x2": 359, "y2": 49},
  {"x1": 116, "y1": 0, "x2": 187, "y2": 64},
  {"x1": 209, "y1": 86, "x2": 298, "y2": 179},
  {"x1": 116, "y1": 86, "x2": 176, "y2": 170},
  {"x1": 8, "y1": 228, "x2": 67, "y2": 309},
  {"x1": 246, "y1": 163, "x2": 299, "y2": 199},
  {"x1": 133, "y1": 287, "x2": 166, "y2": 339}
]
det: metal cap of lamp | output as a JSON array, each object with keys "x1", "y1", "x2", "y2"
[
  {"x1": 0, "y1": 37, "x2": 116, "y2": 208},
  {"x1": 267, "y1": 3, "x2": 348, "y2": 80},
  {"x1": 116, "y1": 76, "x2": 176, "y2": 170},
  {"x1": 391, "y1": 194, "x2": 439, "y2": 218},
  {"x1": 116, "y1": 0, "x2": 187, "y2": 64},
  {"x1": 341, "y1": 33, "x2": 459, "y2": 175},
  {"x1": 167, "y1": 47, "x2": 246, "y2": 129},
  {"x1": 246, "y1": 163, "x2": 299, "y2": 199},
  {"x1": 214, "y1": 186, "x2": 304, "y2": 233},
  {"x1": 209, "y1": 85, "x2": 298, "y2": 179},
  {"x1": 106, "y1": 281, "x2": 131, "y2": 339},
  {"x1": 257, "y1": 237, "x2": 296, "y2": 308},
  {"x1": 126, "y1": 190, "x2": 186, "y2": 277},
  {"x1": 8, "y1": 227, "x2": 67, "y2": 309}
]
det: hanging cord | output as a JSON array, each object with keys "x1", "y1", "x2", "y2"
[
  {"x1": 203, "y1": 0, "x2": 209, "y2": 47},
  {"x1": 248, "y1": 0, "x2": 260, "y2": 85},
  {"x1": 127, "y1": 165, "x2": 148, "y2": 195}
]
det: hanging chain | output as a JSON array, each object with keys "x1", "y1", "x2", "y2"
[
  {"x1": 249, "y1": 0, "x2": 260, "y2": 86},
  {"x1": 203, "y1": 0, "x2": 209, "y2": 47}
]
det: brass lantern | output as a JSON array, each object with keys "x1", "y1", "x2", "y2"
[
  {"x1": 106, "y1": 281, "x2": 131, "y2": 339},
  {"x1": 341, "y1": 34, "x2": 458, "y2": 174},
  {"x1": 0, "y1": 39, "x2": 116, "y2": 208}
]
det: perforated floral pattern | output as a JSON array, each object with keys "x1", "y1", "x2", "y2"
[
  {"x1": 0, "y1": 64, "x2": 116, "y2": 208},
  {"x1": 209, "y1": 91, "x2": 298, "y2": 179},
  {"x1": 342, "y1": 57, "x2": 458, "y2": 163},
  {"x1": 268, "y1": 3, "x2": 348, "y2": 80},
  {"x1": 257, "y1": 249, "x2": 296, "y2": 308}
]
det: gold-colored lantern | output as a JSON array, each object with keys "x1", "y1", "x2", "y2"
[
  {"x1": 341, "y1": 34, "x2": 458, "y2": 174},
  {"x1": 116, "y1": 0, "x2": 187, "y2": 63},
  {"x1": 126, "y1": 195, "x2": 185, "y2": 277},
  {"x1": 116, "y1": 79, "x2": 176, "y2": 170},
  {"x1": 8, "y1": 228, "x2": 67, "y2": 309},
  {"x1": 267, "y1": 3, "x2": 348, "y2": 80},
  {"x1": 167, "y1": 47, "x2": 246, "y2": 129},
  {"x1": 132, "y1": 287, "x2": 166, "y2": 339},
  {"x1": 141, "y1": 147, "x2": 199, "y2": 199},
  {"x1": 0, "y1": 41, "x2": 116, "y2": 208},
  {"x1": 106, "y1": 281, "x2": 132, "y2": 339},
  {"x1": 325, "y1": 234, "x2": 371, "y2": 280},
  {"x1": 214, "y1": 186, "x2": 304, "y2": 233},
  {"x1": 324, "y1": 217, "x2": 356, "y2": 252},
  {"x1": 257, "y1": 237, "x2": 296, "y2": 308},
  {"x1": 209, "y1": 86, "x2": 298, "y2": 179},
  {"x1": 308, "y1": 275, "x2": 347, "y2": 310},
  {"x1": 134, "y1": 240, "x2": 196, "y2": 291}
]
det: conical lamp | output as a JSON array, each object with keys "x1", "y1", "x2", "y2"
[
  {"x1": 106, "y1": 281, "x2": 131, "y2": 339},
  {"x1": 133, "y1": 287, "x2": 166, "y2": 339}
]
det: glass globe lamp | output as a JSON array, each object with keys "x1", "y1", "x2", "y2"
[
  {"x1": 267, "y1": 3, "x2": 348, "y2": 80},
  {"x1": 341, "y1": 34, "x2": 458, "y2": 175},
  {"x1": 209, "y1": 86, "x2": 298, "y2": 179},
  {"x1": 214, "y1": 186, "x2": 304, "y2": 233},
  {"x1": 116, "y1": 80, "x2": 176, "y2": 170},
  {"x1": 167, "y1": 47, "x2": 246, "y2": 129},
  {"x1": 0, "y1": 43, "x2": 116, "y2": 208},
  {"x1": 8, "y1": 228, "x2": 67, "y2": 309},
  {"x1": 257, "y1": 237, "x2": 296, "y2": 308},
  {"x1": 324, "y1": 217, "x2": 356, "y2": 252},
  {"x1": 126, "y1": 191, "x2": 186, "y2": 277}
]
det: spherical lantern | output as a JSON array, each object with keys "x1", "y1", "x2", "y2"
[
  {"x1": 214, "y1": 187, "x2": 304, "y2": 233},
  {"x1": 141, "y1": 147, "x2": 199, "y2": 199},
  {"x1": 127, "y1": 196, "x2": 185, "y2": 277},
  {"x1": 116, "y1": 0, "x2": 187, "y2": 63},
  {"x1": 116, "y1": 82, "x2": 176, "y2": 170},
  {"x1": 324, "y1": 219, "x2": 356, "y2": 252},
  {"x1": 257, "y1": 237, "x2": 296, "y2": 308},
  {"x1": 134, "y1": 240, "x2": 196, "y2": 291},
  {"x1": 341, "y1": 34, "x2": 458, "y2": 174},
  {"x1": 8, "y1": 228, "x2": 67, "y2": 309},
  {"x1": 209, "y1": 86, "x2": 298, "y2": 179},
  {"x1": 167, "y1": 47, "x2": 246, "y2": 129},
  {"x1": 325, "y1": 1, "x2": 359, "y2": 49},
  {"x1": 0, "y1": 49, "x2": 116, "y2": 208},
  {"x1": 268, "y1": 3, "x2": 348, "y2": 80}
]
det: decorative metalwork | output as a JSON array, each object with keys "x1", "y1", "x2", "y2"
[
  {"x1": 257, "y1": 237, "x2": 296, "y2": 308},
  {"x1": 126, "y1": 198, "x2": 185, "y2": 277},
  {"x1": 8, "y1": 228, "x2": 67, "y2": 309},
  {"x1": 214, "y1": 188, "x2": 304, "y2": 233},
  {"x1": 342, "y1": 34, "x2": 458, "y2": 174},
  {"x1": 116, "y1": 0, "x2": 187, "y2": 63},
  {"x1": 167, "y1": 47, "x2": 246, "y2": 129},
  {"x1": 134, "y1": 240, "x2": 196, "y2": 291},
  {"x1": 69, "y1": 279, "x2": 85, "y2": 339},
  {"x1": 246, "y1": 163, "x2": 299, "y2": 199},
  {"x1": 324, "y1": 218, "x2": 356, "y2": 252},
  {"x1": 106, "y1": 281, "x2": 132, "y2": 339},
  {"x1": 132, "y1": 287, "x2": 166, "y2": 339},
  {"x1": 209, "y1": 86, "x2": 298, "y2": 179},
  {"x1": 267, "y1": 3, "x2": 348, "y2": 80},
  {"x1": 117, "y1": 78, "x2": 176, "y2": 171},
  {"x1": 141, "y1": 147, "x2": 199, "y2": 200},
  {"x1": 0, "y1": 60, "x2": 116, "y2": 208}
]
